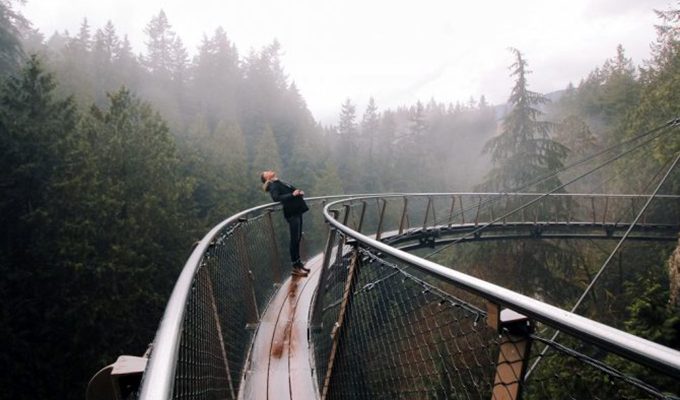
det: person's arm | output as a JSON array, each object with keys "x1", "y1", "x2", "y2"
[{"x1": 269, "y1": 182, "x2": 295, "y2": 202}]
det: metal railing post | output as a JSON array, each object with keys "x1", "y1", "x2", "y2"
[
  {"x1": 399, "y1": 197, "x2": 408, "y2": 234},
  {"x1": 266, "y1": 210, "x2": 283, "y2": 284},
  {"x1": 342, "y1": 204, "x2": 351, "y2": 228},
  {"x1": 340, "y1": 205, "x2": 351, "y2": 248},
  {"x1": 236, "y1": 228, "x2": 259, "y2": 326},
  {"x1": 321, "y1": 248, "x2": 362, "y2": 400},
  {"x1": 357, "y1": 201, "x2": 367, "y2": 233},
  {"x1": 311, "y1": 210, "x2": 340, "y2": 328},
  {"x1": 448, "y1": 195, "x2": 456, "y2": 228},
  {"x1": 375, "y1": 198, "x2": 387, "y2": 240},
  {"x1": 201, "y1": 267, "x2": 236, "y2": 399},
  {"x1": 423, "y1": 196, "x2": 433, "y2": 230},
  {"x1": 487, "y1": 303, "x2": 534, "y2": 400},
  {"x1": 502, "y1": 194, "x2": 508, "y2": 225}
]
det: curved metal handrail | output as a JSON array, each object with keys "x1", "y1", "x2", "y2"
[
  {"x1": 139, "y1": 191, "x2": 680, "y2": 399},
  {"x1": 138, "y1": 194, "x2": 366, "y2": 400},
  {"x1": 322, "y1": 194, "x2": 680, "y2": 378}
]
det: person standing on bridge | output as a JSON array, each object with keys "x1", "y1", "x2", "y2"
[{"x1": 261, "y1": 170, "x2": 310, "y2": 277}]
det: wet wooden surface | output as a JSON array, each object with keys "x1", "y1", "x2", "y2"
[{"x1": 239, "y1": 253, "x2": 323, "y2": 400}]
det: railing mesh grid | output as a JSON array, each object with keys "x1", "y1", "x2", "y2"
[
  {"x1": 321, "y1": 248, "x2": 499, "y2": 399},
  {"x1": 144, "y1": 193, "x2": 679, "y2": 400},
  {"x1": 312, "y1": 194, "x2": 679, "y2": 400},
  {"x1": 163, "y1": 200, "x2": 332, "y2": 399}
]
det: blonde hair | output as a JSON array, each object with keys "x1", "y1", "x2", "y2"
[{"x1": 260, "y1": 171, "x2": 273, "y2": 192}]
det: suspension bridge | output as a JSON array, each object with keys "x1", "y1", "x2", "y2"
[{"x1": 88, "y1": 121, "x2": 680, "y2": 399}]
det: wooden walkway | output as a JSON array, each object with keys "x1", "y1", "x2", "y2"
[{"x1": 239, "y1": 253, "x2": 323, "y2": 400}]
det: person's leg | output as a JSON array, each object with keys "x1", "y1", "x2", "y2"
[
  {"x1": 297, "y1": 215, "x2": 310, "y2": 271},
  {"x1": 287, "y1": 214, "x2": 307, "y2": 276},
  {"x1": 287, "y1": 214, "x2": 302, "y2": 264}
]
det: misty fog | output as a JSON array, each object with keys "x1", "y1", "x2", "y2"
[{"x1": 2, "y1": 1, "x2": 680, "y2": 399}]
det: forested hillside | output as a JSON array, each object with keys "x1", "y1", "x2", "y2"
[{"x1": 1, "y1": 1, "x2": 679, "y2": 399}]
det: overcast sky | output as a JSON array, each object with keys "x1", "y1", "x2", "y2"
[{"x1": 20, "y1": 0, "x2": 673, "y2": 123}]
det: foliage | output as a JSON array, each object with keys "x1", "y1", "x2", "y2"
[
  {"x1": 482, "y1": 48, "x2": 568, "y2": 191},
  {"x1": 0, "y1": 0, "x2": 25, "y2": 75},
  {"x1": 0, "y1": 59, "x2": 195, "y2": 399},
  {"x1": 2, "y1": 5, "x2": 680, "y2": 400},
  {"x1": 627, "y1": 7, "x2": 680, "y2": 165}
]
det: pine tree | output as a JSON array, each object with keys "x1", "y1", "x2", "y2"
[
  {"x1": 311, "y1": 159, "x2": 344, "y2": 196},
  {"x1": 0, "y1": 0, "x2": 26, "y2": 76},
  {"x1": 376, "y1": 110, "x2": 397, "y2": 190},
  {"x1": 113, "y1": 35, "x2": 141, "y2": 89},
  {"x1": 216, "y1": 120, "x2": 249, "y2": 213},
  {"x1": 143, "y1": 10, "x2": 175, "y2": 78},
  {"x1": 482, "y1": 48, "x2": 567, "y2": 191},
  {"x1": 408, "y1": 101, "x2": 427, "y2": 139},
  {"x1": 192, "y1": 27, "x2": 240, "y2": 126},
  {"x1": 361, "y1": 97, "x2": 379, "y2": 166},
  {"x1": 628, "y1": 5, "x2": 680, "y2": 164},
  {"x1": 91, "y1": 21, "x2": 120, "y2": 105},
  {"x1": 55, "y1": 19, "x2": 95, "y2": 104},
  {"x1": 140, "y1": 11, "x2": 184, "y2": 126},
  {"x1": 0, "y1": 55, "x2": 80, "y2": 398},
  {"x1": 336, "y1": 98, "x2": 360, "y2": 191},
  {"x1": 93, "y1": 20, "x2": 118, "y2": 62},
  {"x1": 241, "y1": 40, "x2": 297, "y2": 163},
  {"x1": 252, "y1": 124, "x2": 283, "y2": 176},
  {"x1": 170, "y1": 36, "x2": 188, "y2": 85},
  {"x1": 75, "y1": 87, "x2": 195, "y2": 367},
  {"x1": 0, "y1": 55, "x2": 77, "y2": 225},
  {"x1": 392, "y1": 100, "x2": 430, "y2": 191}
]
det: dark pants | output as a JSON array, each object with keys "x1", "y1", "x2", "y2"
[{"x1": 286, "y1": 214, "x2": 303, "y2": 264}]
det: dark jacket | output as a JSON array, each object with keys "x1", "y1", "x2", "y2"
[{"x1": 267, "y1": 180, "x2": 309, "y2": 218}]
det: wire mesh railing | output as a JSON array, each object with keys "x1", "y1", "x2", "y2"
[
  {"x1": 139, "y1": 192, "x2": 680, "y2": 400},
  {"x1": 138, "y1": 195, "x2": 352, "y2": 400},
  {"x1": 312, "y1": 193, "x2": 680, "y2": 400}
]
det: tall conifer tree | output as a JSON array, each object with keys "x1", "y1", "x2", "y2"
[{"x1": 482, "y1": 48, "x2": 567, "y2": 191}]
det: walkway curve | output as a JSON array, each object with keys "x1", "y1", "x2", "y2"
[{"x1": 238, "y1": 253, "x2": 323, "y2": 400}]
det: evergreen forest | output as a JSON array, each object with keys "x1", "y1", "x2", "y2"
[{"x1": 1, "y1": 2, "x2": 679, "y2": 399}]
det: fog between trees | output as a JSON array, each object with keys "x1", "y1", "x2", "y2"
[{"x1": 1, "y1": 3, "x2": 680, "y2": 399}]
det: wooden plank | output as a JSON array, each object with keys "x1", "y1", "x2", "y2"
[
  {"x1": 239, "y1": 252, "x2": 331, "y2": 400},
  {"x1": 289, "y1": 255, "x2": 323, "y2": 400},
  {"x1": 267, "y1": 276, "x2": 297, "y2": 399},
  {"x1": 238, "y1": 278, "x2": 291, "y2": 400}
]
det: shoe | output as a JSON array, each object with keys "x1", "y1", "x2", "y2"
[
  {"x1": 293, "y1": 260, "x2": 311, "y2": 273},
  {"x1": 291, "y1": 266, "x2": 308, "y2": 277}
]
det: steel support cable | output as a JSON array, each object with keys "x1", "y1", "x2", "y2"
[
  {"x1": 324, "y1": 198, "x2": 680, "y2": 382},
  {"x1": 428, "y1": 117, "x2": 680, "y2": 229},
  {"x1": 590, "y1": 145, "x2": 667, "y2": 197},
  {"x1": 612, "y1": 156, "x2": 675, "y2": 226},
  {"x1": 421, "y1": 124, "x2": 677, "y2": 260},
  {"x1": 525, "y1": 152, "x2": 680, "y2": 380},
  {"x1": 528, "y1": 334, "x2": 677, "y2": 399}
]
